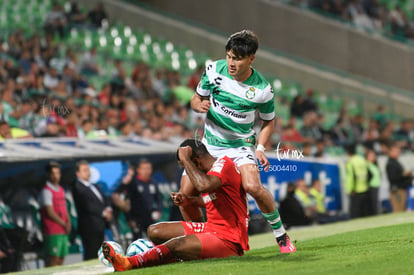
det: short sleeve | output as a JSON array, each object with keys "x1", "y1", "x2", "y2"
[
  {"x1": 196, "y1": 63, "x2": 214, "y2": 97},
  {"x1": 258, "y1": 85, "x2": 275, "y2": 121},
  {"x1": 39, "y1": 188, "x2": 53, "y2": 207},
  {"x1": 258, "y1": 99, "x2": 275, "y2": 121},
  {"x1": 207, "y1": 158, "x2": 227, "y2": 179}
]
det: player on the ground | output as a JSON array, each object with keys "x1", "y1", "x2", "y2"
[
  {"x1": 180, "y1": 29, "x2": 295, "y2": 253},
  {"x1": 101, "y1": 139, "x2": 249, "y2": 271}
]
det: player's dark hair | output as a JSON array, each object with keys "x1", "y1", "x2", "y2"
[
  {"x1": 46, "y1": 161, "x2": 61, "y2": 174},
  {"x1": 177, "y1": 139, "x2": 208, "y2": 161},
  {"x1": 225, "y1": 30, "x2": 258, "y2": 58},
  {"x1": 76, "y1": 160, "x2": 89, "y2": 172}
]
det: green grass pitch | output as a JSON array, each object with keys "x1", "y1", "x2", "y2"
[{"x1": 12, "y1": 212, "x2": 414, "y2": 275}]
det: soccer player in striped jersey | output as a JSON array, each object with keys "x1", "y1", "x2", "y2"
[{"x1": 179, "y1": 30, "x2": 295, "y2": 253}]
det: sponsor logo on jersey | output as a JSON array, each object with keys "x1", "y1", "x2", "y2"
[
  {"x1": 238, "y1": 102, "x2": 251, "y2": 110},
  {"x1": 211, "y1": 161, "x2": 225, "y2": 173},
  {"x1": 245, "y1": 87, "x2": 256, "y2": 99},
  {"x1": 202, "y1": 192, "x2": 217, "y2": 204},
  {"x1": 220, "y1": 105, "x2": 247, "y2": 119}
]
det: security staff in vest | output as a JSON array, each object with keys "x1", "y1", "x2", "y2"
[{"x1": 345, "y1": 143, "x2": 370, "y2": 218}]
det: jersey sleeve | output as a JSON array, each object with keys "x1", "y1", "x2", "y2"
[
  {"x1": 207, "y1": 158, "x2": 229, "y2": 183},
  {"x1": 258, "y1": 84, "x2": 275, "y2": 121},
  {"x1": 196, "y1": 62, "x2": 215, "y2": 97},
  {"x1": 39, "y1": 188, "x2": 53, "y2": 207}
]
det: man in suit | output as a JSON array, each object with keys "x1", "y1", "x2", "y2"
[
  {"x1": 279, "y1": 182, "x2": 313, "y2": 229},
  {"x1": 72, "y1": 160, "x2": 112, "y2": 260},
  {"x1": 386, "y1": 142, "x2": 413, "y2": 212}
]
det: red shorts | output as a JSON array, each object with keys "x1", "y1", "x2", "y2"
[{"x1": 180, "y1": 221, "x2": 243, "y2": 259}]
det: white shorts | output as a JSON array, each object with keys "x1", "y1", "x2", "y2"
[
  {"x1": 203, "y1": 140, "x2": 257, "y2": 167},
  {"x1": 182, "y1": 140, "x2": 257, "y2": 176}
]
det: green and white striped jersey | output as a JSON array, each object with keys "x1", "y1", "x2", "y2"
[{"x1": 197, "y1": 59, "x2": 275, "y2": 148}]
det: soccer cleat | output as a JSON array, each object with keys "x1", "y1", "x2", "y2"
[
  {"x1": 276, "y1": 234, "x2": 296, "y2": 253},
  {"x1": 102, "y1": 241, "x2": 133, "y2": 271}
]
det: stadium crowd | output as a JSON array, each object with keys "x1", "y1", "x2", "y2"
[
  {"x1": 0, "y1": 3, "x2": 413, "y2": 155},
  {"x1": 285, "y1": 0, "x2": 414, "y2": 39},
  {"x1": 1, "y1": 24, "x2": 413, "y2": 154},
  {"x1": 0, "y1": 2, "x2": 203, "y2": 143}
]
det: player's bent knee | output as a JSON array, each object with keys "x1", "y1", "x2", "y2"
[
  {"x1": 243, "y1": 181, "x2": 263, "y2": 197},
  {"x1": 147, "y1": 223, "x2": 162, "y2": 241}
]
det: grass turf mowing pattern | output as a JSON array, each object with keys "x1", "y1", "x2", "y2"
[{"x1": 119, "y1": 222, "x2": 414, "y2": 275}]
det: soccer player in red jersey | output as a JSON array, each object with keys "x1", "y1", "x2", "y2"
[{"x1": 101, "y1": 139, "x2": 249, "y2": 271}]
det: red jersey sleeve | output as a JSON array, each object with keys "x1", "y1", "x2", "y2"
[{"x1": 207, "y1": 157, "x2": 229, "y2": 182}]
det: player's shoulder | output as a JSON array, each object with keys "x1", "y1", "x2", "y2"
[
  {"x1": 40, "y1": 186, "x2": 52, "y2": 198},
  {"x1": 215, "y1": 59, "x2": 227, "y2": 71},
  {"x1": 248, "y1": 68, "x2": 270, "y2": 89},
  {"x1": 219, "y1": 155, "x2": 235, "y2": 166},
  {"x1": 210, "y1": 156, "x2": 233, "y2": 174},
  {"x1": 206, "y1": 59, "x2": 229, "y2": 76},
  {"x1": 246, "y1": 69, "x2": 273, "y2": 100}
]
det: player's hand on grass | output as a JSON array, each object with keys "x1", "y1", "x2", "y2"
[{"x1": 256, "y1": 150, "x2": 270, "y2": 172}]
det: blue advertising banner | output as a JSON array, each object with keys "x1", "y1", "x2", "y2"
[
  {"x1": 249, "y1": 158, "x2": 342, "y2": 214},
  {"x1": 89, "y1": 161, "x2": 126, "y2": 196},
  {"x1": 89, "y1": 160, "x2": 180, "y2": 221},
  {"x1": 407, "y1": 187, "x2": 414, "y2": 211}
]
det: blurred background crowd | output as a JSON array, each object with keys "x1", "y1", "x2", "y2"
[
  {"x1": 0, "y1": 1, "x2": 206, "y2": 143},
  {"x1": 283, "y1": 0, "x2": 414, "y2": 40},
  {"x1": 0, "y1": 2, "x2": 413, "y2": 155}
]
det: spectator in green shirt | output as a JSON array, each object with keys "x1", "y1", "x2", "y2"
[{"x1": 0, "y1": 120, "x2": 32, "y2": 140}]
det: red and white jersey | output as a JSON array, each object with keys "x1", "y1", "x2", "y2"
[{"x1": 203, "y1": 156, "x2": 249, "y2": 251}]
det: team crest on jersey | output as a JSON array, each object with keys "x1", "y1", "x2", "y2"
[{"x1": 246, "y1": 87, "x2": 256, "y2": 99}]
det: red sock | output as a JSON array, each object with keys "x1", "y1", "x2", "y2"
[{"x1": 128, "y1": 244, "x2": 172, "y2": 268}]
